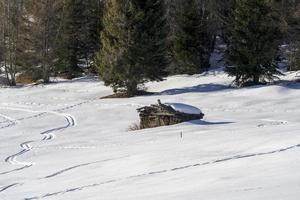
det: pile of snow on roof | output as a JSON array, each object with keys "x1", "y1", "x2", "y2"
[{"x1": 165, "y1": 103, "x2": 203, "y2": 115}]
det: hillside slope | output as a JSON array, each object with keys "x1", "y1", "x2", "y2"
[{"x1": 0, "y1": 71, "x2": 300, "y2": 200}]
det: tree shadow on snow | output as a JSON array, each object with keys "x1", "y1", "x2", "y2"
[
  {"x1": 159, "y1": 83, "x2": 233, "y2": 96},
  {"x1": 239, "y1": 79, "x2": 300, "y2": 90},
  {"x1": 187, "y1": 120, "x2": 235, "y2": 126},
  {"x1": 274, "y1": 80, "x2": 300, "y2": 90}
]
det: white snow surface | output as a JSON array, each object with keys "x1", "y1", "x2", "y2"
[
  {"x1": 0, "y1": 71, "x2": 300, "y2": 200},
  {"x1": 165, "y1": 103, "x2": 203, "y2": 115}
]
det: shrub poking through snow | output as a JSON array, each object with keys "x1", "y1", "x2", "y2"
[
  {"x1": 137, "y1": 100, "x2": 204, "y2": 129},
  {"x1": 128, "y1": 123, "x2": 141, "y2": 131}
]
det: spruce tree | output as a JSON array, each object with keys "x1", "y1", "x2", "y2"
[
  {"x1": 172, "y1": 0, "x2": 212, "y2": 75},
  {"x1": 210, "y1": 0, "x2": 236, "y2": 44},
  {"x1": 83, "y1": 0, "x2": 103, "y2": 69},
  {"x1": 0, "y1": 1, "x2": 4, "y2": 65},
  {"x1": 56, "y1": 0, "x2": 102, "y2": 78},
  {"x1": 226, "y1": 0, "x2": 282, "y2": 86},
  {"x1": 98, "y1": 0, "x2": 169, "y2": 96},
  {"x1": 58, "y1": 0, "x2": 83, "y2": 77},
  {"x1": 284, "y1": 1, "x2": 300, "y2": 71}
]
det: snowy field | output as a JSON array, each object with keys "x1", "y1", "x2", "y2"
[{"x1": 0, "y1": 70, "x2": 300, "y2": 200}]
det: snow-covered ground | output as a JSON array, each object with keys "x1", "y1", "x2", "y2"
[{"x1": 0, "y1": 71, "x2": 300, "y2": 200}]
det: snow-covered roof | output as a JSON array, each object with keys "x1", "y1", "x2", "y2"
[{"x1": 165, "y1": 103, "x2": 203, "y2": 115}]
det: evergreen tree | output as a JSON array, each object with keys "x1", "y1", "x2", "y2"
[
  {"x1": 172, "y1": 0, "x2": 212, "y2": 75},
  {"x1": 57, "y1": 0, "x2": 102, "y2": 78},
  {"x1": 98, "y1": 0, "x2": 169, "y2": 96},
  {"x1": 288, "y1": 9, "x2": 300, "y2": 71},
  {"x1": 210, "y1": 0, "x2": 236, "y2": 43},
  {"x1": 283, "y1": 1, "x2": 300, "y2": 71},
  {"x1": 226, "y1": 0, "x2": 282, "y2": 86},
  {"x1": 56, "y1": 0, "x2": 84, "y2": 78},
  {"x1": 82, "y1": 0, "x2": 103, "y2": 67},
  {"x1": 0, "y1": 0, "x2": 4, "y2": 65}
]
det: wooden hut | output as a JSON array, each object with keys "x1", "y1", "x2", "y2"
[{"x1": 137, "y1": 100, "x2": 204, "y2": 129}]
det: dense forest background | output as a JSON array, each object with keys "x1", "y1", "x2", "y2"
[{"x1": 0, "y1": 0, "x2": 299, "y2": 96}]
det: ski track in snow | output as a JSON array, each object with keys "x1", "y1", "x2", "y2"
[
  {"x1": 0, "y1": 113, "x2": 19, "y2": 129},
  {"x1": 24, "y1": 142, "x2": 300, "y2": 200},
  {"x1": 0, "y1": 105, "x2": 77, "y2": 178},
  {"x1": 5, "y1": 141, "x2": 34, "y2": 166},
  {"x1": 1, "y1": 78, "x2": 299, "y2": 199},
  {"x1": 0, "y1": 165, "x2": 31, "y2": 176},
  {"x1": 44, "y1": 162, "x2": 97, "y2": 179},
  {"x1": 0, "y1": 183, "x2": 23, "y2": 193},
  {"x1": 0, "y1": 98, "x2": 95, "y2": 127},
  {"x1": 0, "y1": 98, "x2": 101, "y2": 194},
  {"x1": 43, "y1": 157, "x2": 128, "y2": 179},
  {"x1": 0, "y1": 98, "x2": 99, "y2": 181}
]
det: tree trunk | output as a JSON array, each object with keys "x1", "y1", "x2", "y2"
[
  {"x1": 43, "y1": 64, "x2": 50, "y2": 83},
  {"x1": 253, "y1": 75, "x2": 260, "y2": 84},
  {"x1": 126, "y1": 81, "x2": 138, "y2": 97}
]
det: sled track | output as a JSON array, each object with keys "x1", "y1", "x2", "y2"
[{"x1": 24, "y1": 142, "x2": 300, "y2": 200}]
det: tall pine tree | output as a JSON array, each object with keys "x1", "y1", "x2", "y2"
[
  {"x1": 172, "y1": 0, "x2": 213, "y2": 75},
  {"x1": 98, "y1": 0, "x2": 169, "y2": 96},
  {"x1": 210, "y1": 0, "x2": 236, "y2": 44},
  {"x1": 226, "y1": 0, "x2": 282, "y2": 86},
  {"x1": 56, "y1": 0, "x2": 102, "y2": 78},
  {"x1": 283, "y1": 1, "x2": 300, "y2": 71},
  {"x1": 0, "y1": 0, "x2": 4, "y2": 65}
]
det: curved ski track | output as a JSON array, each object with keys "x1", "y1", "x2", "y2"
[
  {"x1": 0, "y1": 98, "x2": 99, "y2": 179},
  {"x1": 0, "y1": 107, "x2": 76, "y2": 173},
  {"x1": 0, "y1": 97, "x2": 100, "y2": 196}
]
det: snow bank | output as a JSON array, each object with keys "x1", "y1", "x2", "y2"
[{"x1": 165, "y1": 103, "x2": 203, "y2": 115}]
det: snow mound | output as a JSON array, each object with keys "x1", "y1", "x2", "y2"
[{"x1": 165, "y1": 103, "x2": 203, "y2": 115}]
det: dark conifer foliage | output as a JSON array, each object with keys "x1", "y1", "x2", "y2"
[
  {"x1": 277, "y1": 0, "x2": 300, "y2": 71},
  {"x1": 56, "y1": 0, "x2": 102, "y2": 78},
  {"x1": 171, "y1": 0, "x2": 213, "y2": 75},
  {"x1": 209, "y1": 0, "x2": 236, "y2": 43},
  {"x1": 0, "y1": 0, "x2": 299, "y2": 87},
  {"x1": 98, "y1": 0, "x2": 169, "y2": 96},
  {"x1": 225, "y1": 0, "x2": 283, "y2": 86}
]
